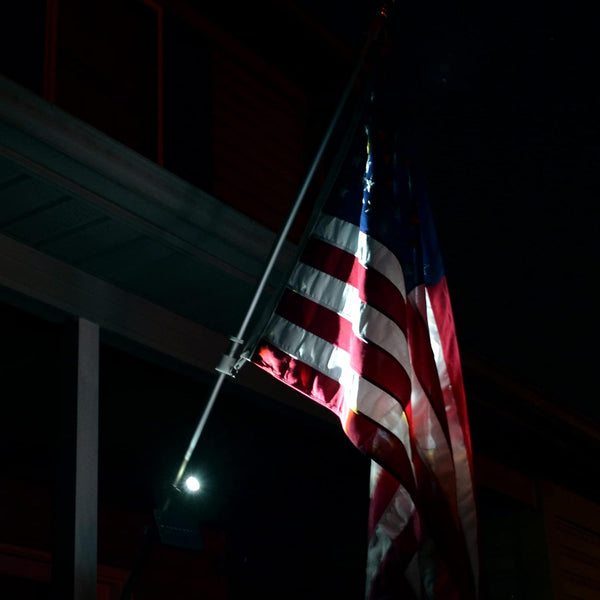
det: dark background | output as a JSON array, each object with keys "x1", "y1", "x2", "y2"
[
  {"x1": 1, "y1": 1, "x2": 598, "y2": 598},
  {"x1": 327, "y1": 1, "x2": 599, "y2": 423},
  {"x1": 202, "y1": 0, "x2": 599, "y2": 422}
]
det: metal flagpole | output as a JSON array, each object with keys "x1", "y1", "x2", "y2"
[{"x1": 165, "y1": 1, "x2": 395, "y2": 503}]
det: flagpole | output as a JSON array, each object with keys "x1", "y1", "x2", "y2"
[{"x1": 162, "y1": 3, "x2": 395, "y2": 506}]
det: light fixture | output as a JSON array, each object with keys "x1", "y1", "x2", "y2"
[{"x1": 184, "y1": 475, "x2": 201, "y2": 493}]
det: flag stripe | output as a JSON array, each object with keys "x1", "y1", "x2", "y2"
[
  {"x1": 426, "y1": 280, "x2": 479, "y2": 579},
  {"x1": 376, "y1": 538, "x2": 422, "y2": 600},
  {"x1": 312, "y1": 214, "x2": 407, "y2": 299},
  {"x1": 428, "y1": 280, "x2": 473, "y2": 460},
  {"x1": 275, "y1": 289, "x2": 412, "y2": 404},
  {"x1": 301, "y1": 237, "x2": 407, "y2": 330},
  {"x1": 349, "y1": 392, "x2": 476, "y2": 599},
  {"x1": 254, "y1": 341, "x2": 345, "y2": 414},
  {"x1": 406, "y1": 293, "x2": 452, "y2": 447},
  {"x1": 286, "y1": 263, "x2": 411, "y2": 371},
  {"x1": 410, "y1": 438, "x2": 477, "y2": 599},
  {"x1": 346, "y1": 411, "x2": 417, "y2": 502},
  {"x1": 261, "y1": 313, "x2": 411, "y2": 449},
  {"x1": 406, "y1": 354, "x2": 459, "y2": 524}
]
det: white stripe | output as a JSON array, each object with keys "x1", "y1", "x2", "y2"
[
  {"x1": 312, "y1": 214, "x2": 406, "y2": 298},
  {"x1": 288, "y1": 262, "x2": 363, "y2": 324},
  {"x1": 265, "y1": 315, "x2": 359, "y2": 396},
  {"x1": 366, "y1": 526, "x2": 392, "y2": 597},
  {"x1": 425, "y1": 287, "x2": 479, "y2": 585},
  {"x1": 287, "y1": 264, "x2": 411, "y2": 373},
  {"x1": 407, "y1": 287, "x2": 457, "y2": 508},
  {"x1": 370, "y1": 461, "x2": 415, "y2": 539},
  {"x1": 367, "y1": 462, "x2": 418, "y2": 598},
  {"x1": 266, "y1": 315, "x2": 412, "y2": 451},
  {"x1": 408, "y1": 361, "x2": 456, "y2": 499}
]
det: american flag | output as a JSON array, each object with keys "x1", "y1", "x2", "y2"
[{"x1": 250, "y1": 82, "x2": 479, "y2": 598}]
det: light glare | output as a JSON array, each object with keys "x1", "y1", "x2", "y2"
[{"x1": 185, "y1": 476, "x2": 201, "y2": 493}]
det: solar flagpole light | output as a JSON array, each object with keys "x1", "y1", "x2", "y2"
[{"x1": 184, "y1": 475, "x2": 201, "y2": 493}]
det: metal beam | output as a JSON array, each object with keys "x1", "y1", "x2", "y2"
[
  {"x1": 0, "y1": 233, "x2": 227, "y2": 372},
  {"x1": 0, "y1": 233, "x2": 328, "y2": 421}
]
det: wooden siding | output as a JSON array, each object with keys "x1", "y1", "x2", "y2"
[
  {"x1": 0, "y1": 477, "x2": 228, "y2": 600},
  {"x1": 543, "y1": 482, "x2": 600, "y2": 599},
  {"x1": 211, "y1": 51, "x2": 309, "y2": 238}
]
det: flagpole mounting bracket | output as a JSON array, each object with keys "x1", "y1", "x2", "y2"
[{"x1": 214, "y1": 335, "x2": 245, "y2": 377}]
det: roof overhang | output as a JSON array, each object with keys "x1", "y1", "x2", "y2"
[{"x1": 0, "y1": 74, "x2": 329, "y2": 418}]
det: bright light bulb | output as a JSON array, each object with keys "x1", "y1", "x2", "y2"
[{"x1": 184, "y1": 475, "x2": 201, "y2": 493}]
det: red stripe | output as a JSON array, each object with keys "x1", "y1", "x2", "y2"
[
  {"x1": 428, "y1": 279, "x2": 480, "y2": 589},
  {"x1": 277, "y1": 288, "x2": 355, "y2": 351},
  {"x1": 302, "y1": 238, "x2": 406, "y2": 331},
  {"x1": 350, "y1": 410, "x2": 476, "y2": 599},
  {"x1": 407, "y1": 284, "x2": 476, "y2": 588},
  {"x1": 428, "y1": 279, "x2": 474, "y2": 468},
  {"x1": 405, "y1": 407, "x2": 477, "y2": 599},
  {"x1": 277, "y1": 290, "x2": 412, "y2": 405},
  {"x1": 349, "y1": 407, "x2": 475, "y2": 599},
  {"x1": 252, "y1": 342, "x2": 345, "y2": 416},
  {"x1": 345, "y1": 411, "x2": 417, "y2": 524},
  {"x1": 368, "y1": 466, "x2": 402, "y2": 537},
  {"x1": 353, "y1": 394, "x2": 474, "y2": 598},
  {"x1": 367, "y1": 513, "x2": 422, "y2": 600},
  {"x1": 406, "y1": 293, "x2": 451, "y2": 446}
]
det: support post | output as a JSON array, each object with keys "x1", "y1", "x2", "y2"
[{"x1": 52, "y1": 318, "x2": 99, "y2": 600}]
